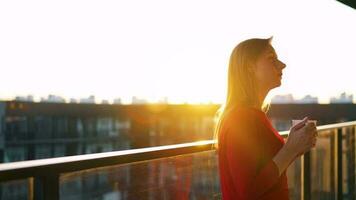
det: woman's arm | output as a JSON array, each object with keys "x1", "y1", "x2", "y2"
[
  {"x1": 274, "y1": 117, "x2": 315, "y2": 176},
  {"x1": 272, "y1": 145, "x2": 297, "y2": 176}
]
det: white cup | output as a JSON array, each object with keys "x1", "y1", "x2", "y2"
[{"x1": 292, "y1": 119, "x2": 317, "y2": 127}]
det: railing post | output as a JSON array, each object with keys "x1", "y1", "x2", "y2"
[
  {"x1": 34, "y1": 173, "x2": 59, "y2": 200},
  {"x1": 330, "y1": 131, "x2": 335, "y2": 198},
  {"x1": 335, "y1": 128, "x2": 343, "y2": 200},
  {"x1": 301, "y1": 151, "x2": 311, "y2": 200},
  {"x1": 346, "y1": 126, "x2": 355, "y2": 200}
]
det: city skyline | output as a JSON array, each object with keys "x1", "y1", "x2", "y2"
[{"x1": 4, "y1": 92, "x2": 355, "y2": 104}]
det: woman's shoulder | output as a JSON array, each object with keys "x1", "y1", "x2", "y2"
[
  {"x1": 220, "y1": 106, "x2": 262, "y2": 130},
  {"x1": 221, "y1": 106, "x2": 266, "y2": 141},
  {"x1": 227, "y1": 105, "x2": 265, "y2": 120}
]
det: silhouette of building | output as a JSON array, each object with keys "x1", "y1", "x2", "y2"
[
  {"x1": 80, "y1": 95, "x2": 96, "y2": 104},
  {"x1": 271, "y1": 94, "x2": 295, "y2": 104},
  {"x1": 330, "y1": 92, "x2": 353, "y2": 104},
  {"x1": 14, "y1": 95, "x2": 34, "y2": 102},
  {"x1": 40, "y1": 94, "x2": 66, "y2": 103}
]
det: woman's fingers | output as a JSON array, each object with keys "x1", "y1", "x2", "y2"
[
  {"x1": 305, "y1": 123, "x2": 316, "y2": 132},
  {"x1": 311, "y1": 137, "x2": 317, "y2": 148},
  {"x1": 313, "y1": 131, "x2": 318, "y2": 137}
]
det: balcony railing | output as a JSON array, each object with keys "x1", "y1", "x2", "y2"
[{"x1": 0, "y1": 121, "x2": 355, "y2": 200}]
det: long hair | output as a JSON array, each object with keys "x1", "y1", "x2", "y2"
[{"x1": 212, "y1": 37, "x2": 272, "y2": 150}]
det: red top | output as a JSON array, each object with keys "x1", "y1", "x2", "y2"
[{"x1": 217, "y1": 106, "x2": 289, "y2": 200}]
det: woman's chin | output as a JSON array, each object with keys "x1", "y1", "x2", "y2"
[{"x1": 271, "y1": 81, "x2": 282, "y2": 89}]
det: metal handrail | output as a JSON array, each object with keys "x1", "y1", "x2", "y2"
[
  {"x1": 278, "y1": 120, "x2": 356, "y2": 136},
  {"x1": 0, "y1": 140, "x2": 214, "y2": 182}
]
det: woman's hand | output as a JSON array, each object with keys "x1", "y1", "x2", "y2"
[{"x1": 285, "y1": 117, "x2": 318, "y2": 158}]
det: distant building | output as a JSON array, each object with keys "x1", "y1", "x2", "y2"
[
  {"x1": 330, "y1": 92, "x2": 353, "y2": 104},
  {"x1": 272, "y1": 94, "x2": 319, "y2": 104},
  {"x1": 69, "y1": 98, "x2": 78, "y2": 103},
  {"x1": 271, "y1": 94, "x2": 294, "y2": 104},
  {"x1": 40, "y1": 94, "x2": 66, "y2": 103},
  {"x1": 132, "y1": 96, "x2": 147, "y2": 104},
  {"x1": 80, "y1": 95, "x2": 96, "y2": 104},
  {"x1": 295, "y1": 95, "x2": 319, "y2": 104},
  {"x1": 101, "y1": 100, "x2": 110, "y2": 104},
  {"x1": 0, "y1": 101, "x2": 131, "y2": 163},
  {"x1": 158, "y1": 97, "x2": 169, "y2": 104},
  {"x1": 113, "y1": 98, "x2": 122, "y2": 104},
  {"x1": 15, "y1": 95, "x2": 34, "y2": 102}
]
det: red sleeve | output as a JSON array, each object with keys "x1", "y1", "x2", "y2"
[{"x1": 224, "y1": 111, "x2": 280, "y2": 199}]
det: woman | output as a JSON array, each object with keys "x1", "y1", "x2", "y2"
[{"x1": 214, "y1": 37, "x2": 318, "y2": 200}]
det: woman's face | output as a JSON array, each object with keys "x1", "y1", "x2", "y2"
[{"x1": 253, "y1": 45, "x2": 286, "y2": 90}]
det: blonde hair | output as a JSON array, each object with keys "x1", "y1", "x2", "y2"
[{"x1": 212, "y1": 37, "x2": 272, "y2": 150}]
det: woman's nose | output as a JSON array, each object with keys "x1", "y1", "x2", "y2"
[{"x1": 279, "y1": 60, "x2": 286, "y2": 69}]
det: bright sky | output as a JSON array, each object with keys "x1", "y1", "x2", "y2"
[{"x1": 0, "y1": 0, "x2": 355, "y2": 104}]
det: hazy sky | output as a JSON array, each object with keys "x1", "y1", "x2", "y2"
[{"x1": 0, "y1": 0, "x2": 355, "y2": 104}]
